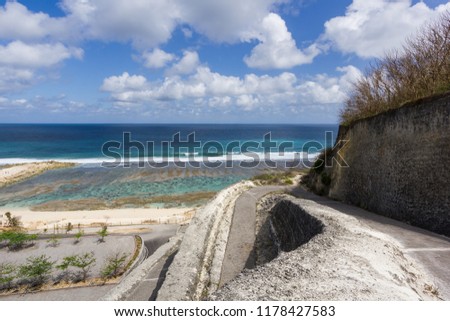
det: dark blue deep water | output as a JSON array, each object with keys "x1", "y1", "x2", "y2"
[{"x1": 0, "y1": 124, "x2": 337, "y2": 161}]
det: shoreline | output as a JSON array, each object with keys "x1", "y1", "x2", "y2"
[{"x1": 0, "y1": 161, "x2": 75, "y2": 188}]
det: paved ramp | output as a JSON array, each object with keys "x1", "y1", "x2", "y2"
[{"x1": 219, "y1": 186, "x2": 285, "y2": 287}]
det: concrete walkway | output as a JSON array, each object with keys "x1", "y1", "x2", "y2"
[
  {"x1": 124, "y1": 226, "x2": 179, "y2": 301},
  {"x1": 219, "y1": 186, "x2": 285, "y2": 287}
]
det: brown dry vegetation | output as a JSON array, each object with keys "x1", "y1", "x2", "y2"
[{"x1": 341, "y1": 12, "x2": 450, "y2": 125}]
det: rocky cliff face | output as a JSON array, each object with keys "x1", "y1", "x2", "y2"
[{"x1": 307, "y1": 93, "x2": 450, "y2": 236}]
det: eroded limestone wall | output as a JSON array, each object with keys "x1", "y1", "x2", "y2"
[{"x1": 326, "y1": 94, "x2": 450, "y2": 236}]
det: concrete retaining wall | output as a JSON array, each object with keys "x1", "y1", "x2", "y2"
[{"x1": 156, "y1": 181, "x2": 254, "y2": 301}]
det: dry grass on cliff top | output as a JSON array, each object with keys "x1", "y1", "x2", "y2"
[{"x1": 341, "y1": 11, "x2": 450, "y2": 125}]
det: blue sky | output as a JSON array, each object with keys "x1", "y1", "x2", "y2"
[{"x1": 0, "y1": 0, "x2": 449, "y2": 123}]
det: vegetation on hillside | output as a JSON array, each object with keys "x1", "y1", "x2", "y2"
[
  {"x1": 251, "y1": 170, "x2": 305, "y2": 186},
  {"x1": 341, "y1": 12, "x2": 450, "y2": 125}
]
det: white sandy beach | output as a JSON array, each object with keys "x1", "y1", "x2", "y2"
[{"x1": 0, "y1": 207, "x2": 195, "y2": 230}]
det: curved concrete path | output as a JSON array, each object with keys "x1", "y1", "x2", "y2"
[
  {"x1": 220, "y1": 184, "x2": 450, "y2": 299},
  {"x1": 125, "y1": 226, "x2": 179, "y2": 301},
  {"x1": 219, "y1": 186, "x2": 285, "y2": 287}
]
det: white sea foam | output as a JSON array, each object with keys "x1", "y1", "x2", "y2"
[{"x1": 0, "y1": 152, "x2": 321, "y2": 166}]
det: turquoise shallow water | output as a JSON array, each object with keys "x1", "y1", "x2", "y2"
[{"x1": 0, "y1": 165, "x2": 257, "y2": 209}]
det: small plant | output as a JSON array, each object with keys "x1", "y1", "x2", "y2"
[
  {"x1": 72, "y1": 252, "x2": 96, "y2": 282},
  {"x1": 0, "y1": 263, "x2": 16, "y2": 290},
  {"x1": 57, "y1": 252, "x2": 96, "y2": 282},
  {"x1": 97, "y1": 225, "x2": 108, "y2": 243},
  {"x1": 47, "y1": 235, "x2": 60, "y2": 248},
  {"x1": 101, "y1": 252, "x2": 129, "y2": 279},
  {"x1": 74, "y1": 230, "x2": 84, "y2": 244},
  {"x1": 65, "y1": 222, "x2": 73, "y2": 234},
  {"x1": 4, "y1": 212, "x2": 21, "y2": 229},
  {"x1": 19, "y1": 255, "x2": 54, "y2": 287}
]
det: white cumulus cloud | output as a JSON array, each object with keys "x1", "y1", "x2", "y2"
[
  {"x1": 166, "y1": 51, "x2": 201, "y2": 76},
  {"x1": 100, "y1": 72, "x2": 148, "y2": 93},
  {"x1": 142, "y1": 49, "x2": 175, "y2": 69},
  {"x1": 244, "y1": 13, "x2": 321, "y2": 69},
  {"x1": 0, "y1": 41, "x2": 83, "y2": 68},
  {"x1": 60, "y1": 0, "x2": 181, "y2": 49},
  {"x1": 101, "y1": 65, "x2": 362, "y2": 112},
  {"x1": 323, "y1": 0, "x2": 450, "y2": 58},
  {"x1": 0, "y1": 66, "x2": 34, "y2": 93},
  {"x1": 177, "y1": 0, "x2": 279, "y2": 43}
]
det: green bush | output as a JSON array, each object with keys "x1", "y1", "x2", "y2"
[
  {"x1": 74, "y1": 230, "x2": 84, "y2": 244},
  {"x1": 0, "y1": 231, "x2": 38, "y2": 251},
  {"x1": 46, "y1": 235, "x2": 60, "y2": 247},
  {"x1": 19, "y1": 255, "x2": 54, "y2": 286},
  {"x1": 101, "y1": 252, "x2": 129, "y2": 279},
  {"x1": 57, "y1": 252, "x2": 96, "y2": 282},
  {"x1": 97, "y1": 225, "x2": 108, "y2": 243},
  {"x1": 0, "y1": 263, "x2": 16, "y2": 289}
]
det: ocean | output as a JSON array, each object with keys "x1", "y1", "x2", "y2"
[{"x1": 0, "y1": 124, "x2": 337, "y2": 209}]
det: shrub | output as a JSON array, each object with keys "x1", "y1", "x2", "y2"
[
  {"x1": 46, "y1": 235, "x2": 60, "y2": 248},
  {"x1": 341, "y1": 11, "x2": 450, "y2": 125},
  {"x1": 74, "y1": 230, "x2": 84, "y2": 244},
  {"x1": 0, "y1": 231, "x2": 37, "y2": 251},
  {"x1": 19, "y1": 255, "x2": 54, "y2": 286},
  {"x1": 97, "y1": 225, "x2": 108, "y2": 243},
  {"x1": 57, "y1": 252, "x2": 96, "y2": 282},
  {"x1": 0, "y1": 263, "x2": 16, "y2": 290},
  {"x1": 101, "y1": 252, "x2": 129, "y2": 279}
]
